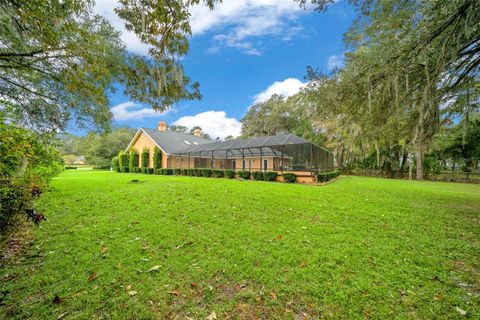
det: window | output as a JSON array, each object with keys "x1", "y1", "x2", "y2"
[
  {"x1": 249, "y1": 160, "x2": 252, "y2": 170},
  {"x1": 242, "y1": 159, "x2": 246, "y2": 170},
  {"x1": 184, "y1": 140, "x2": 191, "y2": 145},
  {"x1": 263, "y1": 159, "x2": 268, "y2": 171},
  {"x1": 193, "y1": 141, "x2": 198, "y2": 145}
]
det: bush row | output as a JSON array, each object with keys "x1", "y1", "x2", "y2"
[
  {"x1": 64, "y1": 166, "x2": 77, "y2": 170},
  {"x1": 115, "y1": 163, "x2": 315, "y2": 184},
  {"x1": 317, "y1": 170, "x2": 340, "y2": 182}
]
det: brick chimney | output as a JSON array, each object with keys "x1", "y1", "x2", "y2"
[
  {"x1": 157, "y1": 121, "x2": 167, "y2": 132},
  {"x1": 193, "y1": 128, "x2": 202, "y2": 137}
]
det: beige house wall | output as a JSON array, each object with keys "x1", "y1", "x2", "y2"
[{"x1": 127, "y1": 131, "x2": 168, "y2": 168}]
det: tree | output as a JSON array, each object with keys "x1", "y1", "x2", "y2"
[
  {"x1": 169, "y1": 125, "x2": 189, "y2": 133},
  {"x1": 0, "y1": 0, "x2": 208, "y2": 132}
]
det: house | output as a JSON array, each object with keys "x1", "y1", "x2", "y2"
[{"x1": 125, "y1": 121, "x2": 334, "y2": 182}]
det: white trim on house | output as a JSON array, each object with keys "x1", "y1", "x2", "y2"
[{"x1": 124, "y1": 128, "x2": 170, "y2": 155}]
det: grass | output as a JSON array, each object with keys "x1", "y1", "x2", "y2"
[{"x1": 1, "y1": 170, "x2": 479, "y2": 319}]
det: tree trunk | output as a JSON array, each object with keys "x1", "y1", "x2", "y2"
[
  {"x1": 415, "y1": 145, "x2": 424, "y2": 180},
  {"x1": 400, "y1": 151, "x2": 408, "y2": 173}
]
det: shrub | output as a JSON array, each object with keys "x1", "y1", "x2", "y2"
[
  {"x1": 129, "y1": 150, "x2": 139, "y2": 172},
  {"x1": 174, "y1": 168, "x2": 182, "y2": 175},
  {"x1": 263, "y1": 171, "x2": 277, "y2": 181},
  {"x1": 238, "y1": 171, "x2": 251, "y2": 179},
  {"x1": 92, "y1": 165, "x2": 110, "y2": 170},
  {"x1": 180, "y1": 169, "x2": 188, "y2": 176},
  {"x1": 141, "y1": 148, "x2": 150, "y2": 168},
  {"x1": 0, "y1": 122, "x2": 63, "y2": 233},
  {"x1": 194, "y1": 168, "x2": 203, "y2": 177},
  {"x1": 225, "y1": 170, "x2": 236, "y2": 179},
  {"x1": 202, "y1": 168, "x2": 213, "y2": 177},
  {"x1": 212, "y1": 169, "x2": 224, "y2": 178},
  {"x1": 186, "y1": 168, "x2": 195, "y2": 176},
  {"x1": 153, "y1": 147, "x2": 162, "y2": 169},
  {"x1": 252, "y1": 171, "x2": 264, "y2": 180},
  {"x1": 118, "y1": 151, "x2": 128, "y2": 169},
  {"x1": 164, "y1": 168, "x2": 174, "y2": 175},
  {"x1": 111, "y1": 156, "x2": 119, "y2": 172},
  {"x1": 147, "y1": 168, "x2": 154, "y2": 174},
  {"x1": 155, "y1": 168, "x2": 162, "y2": 175},
  {"x1": 282, "y1": 173, "x2": 297, "y2": 183},
  {"x1": 317, "y1": 170, "x2": 340, "y2": 182},
  {"x1": 121, "y1": 166, "x2": 129, "y2": 173},
  {"x1": 64, "y1": 166, "x2": 77, "y2": 170}
]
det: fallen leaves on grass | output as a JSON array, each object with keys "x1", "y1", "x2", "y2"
[
  {"x1": 455, "y1": 307, "x2": 467, "y2": 316},
  {"x1": 57, "y1": 312, "x2": 68, "y2": 319},
  {"x1": 206, "y1": 311, "x2": 217, "y2": 320},
  {"x1": 127, "y1": 290, "x2": 137, "y2": 296},
  {"x1": 269, "y1": 292, "x2": 277, "y2": 299},
  {"x1": 169, "y1": 289, "x2": 181, "y2": 296},
  {"x1": 100, "y1": 247, "x2": 108, "y2": 254},
  {"x1": 147, "y1": 265, "x2": 161, "y2": 272},
  {"x1": 88, "y1": 271, "x2": 97, "y2": 282},
  {"x1": 174, "y1": 241, "x2": 194, "y2": 250}
]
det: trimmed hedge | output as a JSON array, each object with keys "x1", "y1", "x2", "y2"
[
  {"x1": 225, "y1": 170, "x2": 236, "y2": 179},
  {"x1": 263, "y1": 171, "x2": 277, "y2": 181},
  {"x1": 201, "y1": 168, "x2": 213, "y2": 177},
  {"x1": 121, "y1": 166, "x2": 129, "y2": 173},
  {"x1": 141, "y1": 148, "x2": 149, "y2": 168},
  {"x1": 238, "y1": 171, "x2": 251, "y2": 179},
  {"x1": 252, "y1": 171, "x2": 264, "y2": 181},
  {"x1": 317, "y1": 170, "x2": 340, "y2": 182},
  {"x1": 118, "y1": 152, "x2": 128, "y2": 169},
  {"x1": 111, "y1": 156, "x2": 119, "y2": 172},
  {"x1": 282, "y1": 173, "x2": 297, "y2": 183},
  {"x1": 153, "y1": 147, "x2": 162, "y2": 169},
  {"x1": 212, "y1": 169, "x2": 224, "y2": 178},
  {"x1": 64, "y1": 166, "x2": 77, "y2": 170},
  {"x1": 174, "y1": 168, "x2": 182, "y2": 175},
  {"x1": 93, "y1": 165, "x2": 110, "y2": 170},
  {"x1": 129, "y1": 150, "x2": 139, "y2": 173}
]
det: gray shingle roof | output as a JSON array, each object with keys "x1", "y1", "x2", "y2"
[
  {"x1": 141, "y1": 128, "x2": 211, "y2": 154},
  {"x1": 173, "y1": 133, "x2": 313, "y2": 154}
]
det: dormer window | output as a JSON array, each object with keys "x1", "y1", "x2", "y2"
[
  {"x1": 184, "y1": 140, "x2": 191, "y2": 145},
  {"x1": 193, "y1": 142, "x2": 198, "y2": 145}
]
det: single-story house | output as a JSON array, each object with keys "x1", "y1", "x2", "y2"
[{"x1": 125, "y1": 121, "x2": 334, "y2": 182}]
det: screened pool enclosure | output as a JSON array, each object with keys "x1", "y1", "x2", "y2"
[{"x1": 169, "y1": 133, "x2": 334, "y2": 173}]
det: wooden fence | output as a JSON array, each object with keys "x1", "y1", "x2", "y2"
[{"x1": 341, "y1": 169, "x2": 480, "y2": 184}]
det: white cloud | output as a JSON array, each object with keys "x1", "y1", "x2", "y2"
[
  {"x1": 93, "y1": 1, "x2": 313, "y2": 56},
  {"x1": 191, "y1": 1, "x2": 308, "y2": 55},
  {"x1": 173, "y1": 111, "x2": 241, "y2": 139},
  {"x1": 327, "y1": 54, "x2": 344, "y2": 71},
  {"x1": 111, "y1": 101, "x2": 169, "y2": 121},
  {"x1": 253, "y1": 78, "x2": 306, "y2": 104}
]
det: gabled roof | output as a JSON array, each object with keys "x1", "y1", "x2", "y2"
[{"x1": 126, "y1": 128, "x2": 211, "y2": 155}]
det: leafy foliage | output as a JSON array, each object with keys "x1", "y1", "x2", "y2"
[
  {"x1": 263, "y1": 171, "x2": 278, "y2": 181},
  {"x1": 0, "y1": 119, "x2": 62, "y2": 233},
  {"x1": 317, "y1": 170, "x2": 340, "y2": 182},
  {"x1": 282, "y1": 173, "x2": 297, "y2": 183},
  {"x1": 252, "y1": 171, "x2": 264, "y2": 181},
  {"x1": 129, "y1": 151, "x2": 139, "y2": 173},
  {"x1": 141, "y1": 148, "x2": 150, "y2": 168},
  {"x1": 238, "y1": 171, "x2": 251, "y2": 179},
  {"x1": 153, "y1": 147, "x2": 162, "y2": 169}
]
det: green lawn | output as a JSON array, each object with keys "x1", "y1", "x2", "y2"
[{"x1": 1, "y1": 171, "x2": 479, "y2": 319}]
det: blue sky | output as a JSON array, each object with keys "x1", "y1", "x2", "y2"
[{"x1": 94, "y1": 0, "x2": 355, "y2": 139}]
